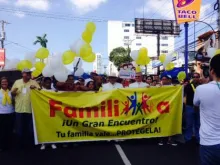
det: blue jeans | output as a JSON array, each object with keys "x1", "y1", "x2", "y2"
[
  {"x1": 15, "y1": 113, "x2": 34, "y2": 146},
  {"x1": 200, "y1": 144, "x2": 220, "y2": 165},
  {"x1": 184, "y1": 105, "x2": 200, "y2": 142}
]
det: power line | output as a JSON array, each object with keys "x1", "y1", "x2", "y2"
[
  {"x1": 0, "y1": 7, "x2": 108, "y2": 22},
  {"x1": 5, "y1": 40, "x2": 34, "y2": 51}
]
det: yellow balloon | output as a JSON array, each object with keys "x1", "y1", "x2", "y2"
[
  {"x1": 159, "y1": 54, "x2": 166, "y2": 63},
  {"x1": 82, "y1": 53, "x2": 96, "y2": 62},
  {"x1": 165, "y1": 62, "x2": 175, "y2": 71},
  {"x1": 35, "y1": 61, "x2": 45, "y2": 72},
  {"x1": 136, "y1": 66, "x2": 141, "y2": 72},
  {"x1": 139, "y1": 47, "x2": 148, "y2": 56},
  {"x1": 32, "y1": 70, "x2": 41, "y2": 77},
  {"x1": 215, "y1": 49, "x2": 220, "y2": 56},
  {"x1": 17, "y1": 60, "x2": 33, "y2": 71},
  {"x1": 145, "y1": 56, "x2": 151, "y2": 65},
  {"x1": 86, "y1": 22, "x2": 96, "y2": 34},
  {"x1": 62, "y1": 50, "x2": 76, "y2": 65},
  {"x1": 177, "y1": 71, "x2": 186, "y2": 82},
  {"x1": 80, "y1": 44, "x2": 92, "y2": 58},
  {"x1": 16, "y1": 62, "x2": 23, "y2": 71},
  {"x1": 82, "y1": 30, "x2": 93, "y2": 44},
  {"x1": 35, "y1": 47, "x2": 49, "y2": 59},
  {"x1": 31, "y1": 70, "x2": 41, "y2": 77},
  {"x1": 136, "y1": 47, "x2": 149, "y2": 65}
]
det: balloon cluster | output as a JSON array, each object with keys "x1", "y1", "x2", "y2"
[
  {"x1": 42, "y1": 22, "x2": 97, "y2": 81},
  {"x1": 4, "y1": 22, "x2": 97, "y2": 82},
  {"x1": 69, "y1": 22, "x2": 96, "y2": 63},
  {"x1": 130, "y1": 47, "x2": 150, "y2": 66},
  {"x1": 159, "y1": 53, "x2": 175, "y2": 71}
]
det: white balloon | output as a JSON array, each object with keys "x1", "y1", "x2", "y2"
[
  {"x1": 50, "y1": 55, "x2": 63, "y2": 71},
  {"x1": 72, "y1": 39, "x2": 85, "y2": 55},
  {"x1": 164, "y1": 54, "x2": 173, "y2": 67},
  {"x1": 24, "y1": 52, "x2": 36, "y2": 63},
  {"x1": 4, "y1": 58, "x2": 20, "y2": 70},
  {"x1": 73, "y1": 57, "x2": 82, "y2": 69},
  {"x1": 75, "y1": 68, "x2": 84, "y2": 77},
  {"x1": 30, "y1": 67, "x2": 36, "y2": 72},
  {"x1": 130, "y1": 50, "x2": 139, "y2": 61},
  {"x1": 207, "y1": 48, "x2": 217, "y2": 58},
  {"x1": 54, "y1": 71, "x2": 68, "y2": 82},
  {"x1": 42, "y1": 65, "x2": 54, "y2": 77}
]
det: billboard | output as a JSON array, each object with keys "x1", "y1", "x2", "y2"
[
  {"x1": 0, "y1": 49, "x2": 5, "y2": 66},
  {"x1": 172, "y1": 0, "x2": 202, "y2": 24},
  {"x1": 135, "y1": 18, "x2": 180, "y2": 35}
]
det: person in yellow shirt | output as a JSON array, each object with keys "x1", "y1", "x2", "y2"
[{"x1": 11, "y1": 69, "x2": 40, "y2": 148}]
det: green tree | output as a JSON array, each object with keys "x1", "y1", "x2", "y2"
[
  {"x1": 109, "y1": 47, "x2": 132, "y2": 69},
  {"x1": 33, "y1": 34, "x2": 48, "y2": 48}
]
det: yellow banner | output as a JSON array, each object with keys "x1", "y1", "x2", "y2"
[
  {"x1": 173, "y1": 0, "x2": 202, "y2": 24},
  {"x1": 31, "y1": 86, "x2": 183, "y2": 144}
]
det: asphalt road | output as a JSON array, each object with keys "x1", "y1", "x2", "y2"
[{"x1": 0, "y1": 139, "x2": 199, "y2": 165}]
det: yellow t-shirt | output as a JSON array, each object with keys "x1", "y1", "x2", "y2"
[{"x1": 12, "y1": 79, "x2": 40, "y2": 113}]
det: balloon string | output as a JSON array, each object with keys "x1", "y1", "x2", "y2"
[{"x1": 73, "y1": 58, "x2": 81, "y2": 76}]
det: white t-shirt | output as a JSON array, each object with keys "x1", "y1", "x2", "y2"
[
  {"x1": 129, "y1": 82, "x2": 149, "y2": 88},
  {"x1": 102, "y1": 83, "x2": 123, "y2": 91},
  {"x1": 194, "y1": 81, "x2": 220, "y2": 146},
  {"x1": 0, "y1": 91, "x2": 14, "y2": 114}
]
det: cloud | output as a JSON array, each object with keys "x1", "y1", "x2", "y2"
[
  {"x1": 14, "y1": 11, "x2": 25, "y2": 18},
  {"x1": 137, "y1": 0, "x2": 175, "y2": 20},
  {"x1": 0, "y1": 0, "x2": 9, "y2": 3},
  {"x1": 200, "y1": 3, "x2": 215, "y2": 24},
  {"x1": 15, "y1": 0, "x2": 50, "y2": 11},
  {"x1": 69, "y1": 0, "x2": 107, "y2": 14}
]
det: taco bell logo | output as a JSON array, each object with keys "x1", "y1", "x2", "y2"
[{"x1": 177, "y1": 0, "x2": 194, "y2": 8}]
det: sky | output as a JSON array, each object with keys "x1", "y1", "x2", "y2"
[{"x1": 0, "y1": 0, "x2": 216, "y2": 72}]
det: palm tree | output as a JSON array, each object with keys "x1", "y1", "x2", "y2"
[{"x1": 33, "y1": 34, "x2": 48, "y2": 48}]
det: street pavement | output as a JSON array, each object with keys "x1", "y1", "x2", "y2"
[{"x1": 0, "y1": 139, "x2": 199, "y2": 165}]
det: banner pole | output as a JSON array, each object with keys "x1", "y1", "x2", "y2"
[{"x1": 184, "y1": 22, "x2": 189, "y2": 76}]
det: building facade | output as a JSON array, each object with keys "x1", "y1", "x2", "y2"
[
  {"x1": 93, "y1": 53, "x2": 102, "y2": 74},
  {"x1": 107, "y1": 21, "x2": 175, "y2": 75}
]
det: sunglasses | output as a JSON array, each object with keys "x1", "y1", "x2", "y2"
[
  {"x1": 193, "y1": 76, "x2": 200, "y2": 78},
  {"x1": 135, "y1": 76, "x2": 141, "y2": 78}
]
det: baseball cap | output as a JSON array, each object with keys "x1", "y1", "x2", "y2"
[{"x1": 22, "y1": 68, "x2": 31, "y2": 73}]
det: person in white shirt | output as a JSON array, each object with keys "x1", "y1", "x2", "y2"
[
  {"x1": 102, "y1": 73, "x2": 123, "y2": 91},
  {"x1": 0, "y1": 77, "x2": 14, "y2": 152},
  {"x1": 129, "y1": 72, "x2": 149, "y2": 88},
  {"x1": 193, "y1": 55, "x2": 220, "y2": 165},
  {"x1": 39, "y1": 77, "x2": 57, "y2": 150}
]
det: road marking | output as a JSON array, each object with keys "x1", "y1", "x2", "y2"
[{"x1": 115, "y1": 144, "x2": 132, "y2": 165}]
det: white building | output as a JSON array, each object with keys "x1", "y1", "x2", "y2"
[
  {"x1": 93, "y1": 53, "x2": 102, "y2": 74},
  {"x1": 107, "y1": 20, "x2": 175, "y2": 75}
]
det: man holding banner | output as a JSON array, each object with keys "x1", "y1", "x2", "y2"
[
  {"x1": 11, "y1": 69, "x2": 39, "y2": 148},
  {"x1": 102, "y1": 73, "x2": 123, "y2": 91},
  {"x1": 129, "y1": 72, "x2": 149, "y2": 88}
]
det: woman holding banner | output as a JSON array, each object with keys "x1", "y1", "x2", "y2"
[{"x1": 0, "y1": 77, "x2": 14, "y2": 152}]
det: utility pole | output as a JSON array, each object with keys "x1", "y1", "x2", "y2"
[
  {"x1": 157, "y1": 33, "x2": 160, "y2": 75},
  {"x1": 0, "y1": 20, "x2": 10, "y2": 49}
]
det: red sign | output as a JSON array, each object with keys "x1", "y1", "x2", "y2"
[{"x1": 0, "y1": 49, "x2": 5, "y2": 66}]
